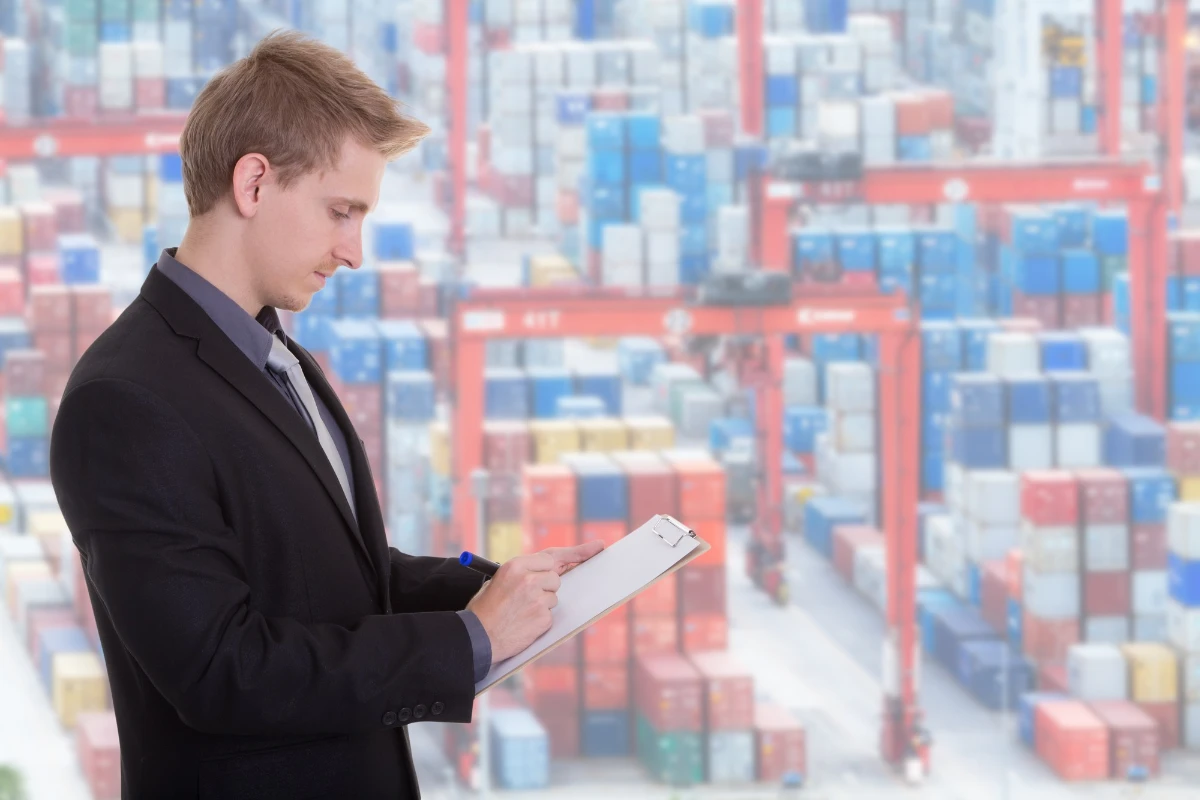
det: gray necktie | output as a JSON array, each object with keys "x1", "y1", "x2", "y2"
[{"x1": 266, "y1": 335, "x2": 356, "y2": 520}]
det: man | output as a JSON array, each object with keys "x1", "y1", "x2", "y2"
[{"x1": 49, "y1": 32, "x2": 602, "y2": 799}]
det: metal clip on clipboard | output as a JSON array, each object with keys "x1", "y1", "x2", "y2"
[{"x1": 653, "y1": 514, "x2": 696, "y2": 547}]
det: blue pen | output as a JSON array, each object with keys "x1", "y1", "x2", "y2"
[{"x1": 459, "y1": 551, "x2": 501, "y2": 578}]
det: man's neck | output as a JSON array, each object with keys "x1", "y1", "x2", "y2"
[{"x1": 174, "y1": 224, "x2": 263, "y2": 317}]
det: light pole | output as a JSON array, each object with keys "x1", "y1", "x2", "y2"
[{"x1": 469, "y1": 468, "x2": 491, "y2": 798}]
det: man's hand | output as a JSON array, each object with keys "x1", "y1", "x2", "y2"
[{"x1": 467, "y1": 541, "x2": 605, "y2": 663}]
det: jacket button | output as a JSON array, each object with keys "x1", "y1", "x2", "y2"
[
  {"x1": 414, "y1": 704, "x2": 427, "y2": 719},
  {"x1": 432, "y1": 701, "x2": 445, "y2": 716},
  {"x1": 398, "y1": 708, "x2": 411, "y2": 722},
  {"x1": 382, "y1": 711, "x2": 397, "y2": 726}
]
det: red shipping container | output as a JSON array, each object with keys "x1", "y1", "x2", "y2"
[
  {"x1": 833, "y1": 525, "x2": 883, "y2": 582},
  {"x1": 583, "y1": 606, "x2": 629, "y2": 664},
  {"x1": 46, "y1": 368, "x2": 72, "y2": 405},
  {"x1": 1007, "y1": 549, "x2": 1024, "y2": 598},
  {"x1": 27, "y1": 607, "x2": 79, "y2": 662},
  {"x1": 681, "y1": 613, "x2": 727, "y2": 653},
  {"x1": 1167, "y1": 422, "x2": 1200, "y2": 474},
  {"x1": 77, "y1": 711, "x2": 121, "y2": 800},
  {"x1": 74, "y1": 329, "x2": 102, "y2": 363},
  {"x1": 72, "y1": 285, "x2": 113, "y2": 332},
  {"x1": 894, "y1": 93, "x2": 932, "y2": 135},
  {"x1": 1075, "y1": 469, "x2": 1129, "y2": 525},
  {"x1": 1137, "y1": 702, "x2": 1180, "y2": 750},
  {"x1": 418, "y1": 320, "x2": 450, "y2": 391},
  {"x1": 689, "y1": 651, "x2": 755, "y2": 730},
  {"x1": 28, "y1": 285, "x2": 72, "y2": 332},
  {"x1": 1035, "y1": 701, "x2": 1109, "y2": 781},
  {"x1": 0, "y1": 267, "x2": 22, "y2": 315},
  {"x1": 1087, "y1": 700, "x2": 1160, "y2": 778},
  {"x1": 579, "y1": 520, "x2": 626, "y2": 548},
  {"x1": 1061, "y1": 294, "x2": 1101, "y2": 328},
  {"x1": 1084, "y1": 571, "x2": 1131, "y2": 616},
  {"x1": 698, "y1": 110, "x2": 735, "y2": 148},
  {"x1": 34, "y1": 332, "x2": 73, "y2": 371},
  {"x1": 42, "y1": 189, "x2": 86, "y2": 235},
  {"x1": 135, "y1": 78, "x2": 165, "y2": 110},
  {"x1": 26, "y1": 253, "x2": 60, "y2": 288},
  {"x1": 536, "y1": 635, "x2": 579, "y2": 668},
  {"x1": 678, "y1": 564, "x2": 725, "y2": 616},
  {"x1": 925, "y1": 89, "x2": 954, "y2": 129},
  {"x1": 483, "y1": 421, "x2": 531, "y2": 472},
  {"x1": 591, "y1": 89, "x2": 628, "y2": 110},
  {"x1": 21, "y1": 203, "x2": 57, "y2": 251},
  {"x1": 523, "y1": 521, "x2": 577, "y2": 552},
  {"x1": 632, "y1": 613, "x2": 678, "y2": 656},
  {"x1": 412, "y1": 21, "x2": 444, "y2": 53},
  {"x1": 583, "y1": 663, "x2": 630, "y2": 710},
  {"x1": 980, "y1": 560, "x2": 1009, "y2": 634},
  {"x1": 1131, "y1": 524, "x2": 1167, "y2": 570},
  {"x1": 534, "y1": 701, "x2": 581, "y2": 758},
  {"x1": 522, "y1": 464, "x2": 576, "y2": 522},
  {"x1": 1024, "y1": 612, "x2": 1079, "y2": 664},
  {"x1": 1012, "y1": 292, "x2": 1060, "y2": 329},
  {"x1": 1039, "y1": 663, "x2": 1069, "y2": 693},
  {"x1": 1172, "y1": 231, "x2": 1200, "y2": 275},
  {"x1": 999, "y1": 317, "x2": 1043, "y2": 333},
  {"x1": 611, "y1": 452, "x2": 678, "y2": 524},
  {"x1": 486, "y1": 473, "x2": 522, "y2": 523},
  {"x1": 500, "y1": 175, "x2": 534, "y2": 207},
  {"x1": 839, "y1": 272, "x2": 877, "y2": 290},
  {"x1": 524, "y1": 664, "x2": 578, "y2": 703},
  {"x1": 674, "y1": 460, "x2": 726, "y2": 520},
  {"x1": 634, "y1": 654, "x2": 703, "y2": 732},
  {"x1": 64, "y1": 87, "x2": 98, "y2": 119},
  {"x1": 754, "y1": 704, "x2": 806, "y2": 783},
  {"x1": 340, "y1": 384, "x2": 383, "y2": 435},
  {"x1": 5, "y1": 350, "x2": 46, "y2": 396},
  {"x1": 1021, "y1": 471, "x2": 1079, "y2": 526},
  {"x1": 689, "y1": 518, "x2": 727, "y2": 566},
  {"x1": 1102, "y1": 297, "x2": 1115, "y2": 326},
  {"x1": 556, "y1": 190, "x2": 579, "y2": 225},
  {"x1": 632, "y1": 572, "x2": 677, "y2": 617}
]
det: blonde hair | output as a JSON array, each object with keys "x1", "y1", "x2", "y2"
[{"x1": 179, "y1": 30, "x2": 429, "y2": 216}]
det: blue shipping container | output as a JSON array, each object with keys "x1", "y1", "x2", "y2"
[
  {"x1": 1048, "y1": 372, "x2": 1101, "y2": 423},
  {"x1": 529, "y1": 368, "x2": 574, "y2": 418},
  {"x1": 484, "y1": 368, "x2": 530, "y2": 419},
  {"x1": 1104, "y1": 412, "x2": 1166, "y2": 468},
  {"x1": 1123, "y1": 468, "x2": 1177, "y2": 524},
  {"x1": 950, "y1": 374, "x2": 1005, "y2": 428},
  {"x1": 1168, "y1": 552, "x2": 1200, "y2": 607}
]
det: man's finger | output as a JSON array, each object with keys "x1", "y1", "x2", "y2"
[{"x1": 547, "y1": 540, "x2": 605, "y2": 572}]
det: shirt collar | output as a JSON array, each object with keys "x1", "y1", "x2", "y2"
[{"x1": 155, "y1": 248, "x2": 284, "y2": 370}]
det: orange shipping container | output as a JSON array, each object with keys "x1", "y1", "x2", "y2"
[
  {"x1": 523, "y1": 521, "x2": 576, "y2": 552},
  {"x1": 1035, "y1": 701, "x2": 1109, "y2": 781},
  {"x1": 754, "y1": 704, "x2": 807, "y2": 783},
  {"x1": 521, "y1": 464, "x2": 576, "y2": 522},
  {"x1": 633, "y1": 614, "x2": 678, "y2": 656},
  {"x1": 1137, "y1": 701, "x2": 1180, "y2": 750},
  {"x1": 1023, "y1": 612, "x2": 1079, "y2": 664},
  {"x1": 681, "y1": 613, "x2": 728, "y2": 653},
  {"x1": 1006, "y1": 549, "x2": 1024, "y2": 598},
  {"x1": 1087, "y1": 701, "x2": 1160, "y2": 778},
  {"x1": 524, "y1": 664, "x2": 578, "y2": 704},
  {"x1": 689, "y1": 651, "x2": 755, "y2": 731},
  {"x1": 690, "y1": 517, "x2": 727, "y2": 565},
  {"x1": 893, "y1": 92, "x2": 932, "y2": 136},
  {"x1": 632, "y1": 572, "x2": 678, "y2": 617},
  {"x1": 579, "y1": 520, "x2": 626, "y2": 548},
  {"x1": 77, "y1": 712, "x2": 121, "y2": 800},
  {"x1": 674, "y1": 460, "x2": 726, "y2": 520},
  {"x1": 583, "y1": 663, "x2": 630, "y2": 710},
  {"x1": 583, "y1": 606, "x2": 629, "y2": 664}
]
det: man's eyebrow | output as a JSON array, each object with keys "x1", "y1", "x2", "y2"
[{"x1": 327, "y1": 196, "x2": 371, "y2": 213}]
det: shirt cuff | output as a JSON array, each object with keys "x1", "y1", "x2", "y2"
[{"x1": 456, "y1": 609, "x2": 492, "y2": 684}]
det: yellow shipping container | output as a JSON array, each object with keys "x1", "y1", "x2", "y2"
[
  {"x1": 579, "y1": 418, "x2": 628, "y2": 452},
  {"x1": 145, "y1": 175, "x2": 158, "y2": 219},
  {"x1": 53, "y1": 651, "x2": 109, "y2": 729},
  {"x1": 530, "y1": 420, "x2": 580, "y2": 464},
  {"x1": 0, "y1": 207, "x2": 23, "y2": 256},
  {"x1": 6, "y1": 560, "x2": 52, "y2": 615},
  {"x1": 109, "y1": 208, "x2": 145, "y2": 244},
  {"x1": 486, "y1": 523, "x2": 524, "y2": 564},
  {"x1": 0, "y1": 498, "x2": 13, "y2": 527},
  {"x1": 429, "y1": 421, "x2": 450, "y2": 476},
  {"x1": 1121, "y1": 643, "x2": 1178, "y2": 703},
  {"x1": 28, "y1": 510, "x2": 67, "y2": 537},
  {"x1": 528, "y1": 254, "x2": 577, "y2": 287},
  {"x1": 625, "y1": 416, "x2": 676, "y2": 450},
  {"x1": 1181, "y1": 476, "x2": 1200, "y2": 502}
]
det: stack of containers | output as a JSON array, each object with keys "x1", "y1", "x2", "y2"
[
  {"x1": 635, "y1": 654, "x2": 704, "y2": 783},
  {"x1": 77, "y1": 712, "x2": 121, "y2": 800},
  {"x1": 1170, "y1": 312, "x2": 1200, "y2": 421},
  {"x1": 1077, "y1": 469, "x2": 1133, "y2": 644},
  {"x1": 3, "y1": 39, "x2": 31, "y2": 124},
  {"x1": 1121, "y1": 643, "x2": 1182, "y2": 751},
  {"x1": 327, "y1": 319, "x2": 386, "y2": 508},
  {"x1": 1124, "y1": 468, "x2": 1176, "y2": 643},
  {"x1": 690, "y1": 651, "x2": 755, "y2": 782},
  {"x1": 662, "y1": 115, "x2": 710, "y2": 284},
  {"x1": 489, "y1": 708, "x2": 551, "y2": 790},
  {"x1": 1033, "y1": 700, "x2": 1110, "y2": 781},
  {"x1": 1020, "y1": 471, "x2": 1081, "y2": 669},
  {"x1": 1167, "y1": 503, "x2": 1200, "y2": 747},
  {"x1": 103, "y1": 155, "x2": 145, "y2": 244},
  {"x1": 683, "y1": 1, "x2": 736, "y2": 113},
  {"x1": 662, "y1": 451, "x2": 728, "y2": 652},
  {"x1": 816, "y1": 361, "x2": 876, "y2": 522},
  {"x1": 919, "y1": 321, "x2": 963, "y2": 493}
]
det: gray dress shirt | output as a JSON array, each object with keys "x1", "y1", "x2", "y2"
[{"x1": 155, "y1": 249, "x2": 491, "y2": 683}]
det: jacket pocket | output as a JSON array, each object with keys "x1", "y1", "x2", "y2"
[{"x1": 196, "y1": 736, "x2": 346, "y2": 800}]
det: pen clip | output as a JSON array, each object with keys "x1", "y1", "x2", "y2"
[{"x1": 653, "y1": 514, "x2": 695, "y2": 547}]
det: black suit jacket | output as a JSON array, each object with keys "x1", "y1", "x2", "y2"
[{"x1": 48, "y1": 266, "x2": 484, "y2": 799}]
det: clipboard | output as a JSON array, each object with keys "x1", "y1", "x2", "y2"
[{"x1": 475, "y1": 514, "x2": 709, "y2": 694}]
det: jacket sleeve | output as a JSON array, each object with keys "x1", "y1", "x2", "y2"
[
  {"x1": 388, "y1": 549, "x2": 486, "y2": 614},
  {"x1": 49, "y1": 378, "x2": 476, "y2": 738}
]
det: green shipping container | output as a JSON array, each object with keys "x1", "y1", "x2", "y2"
[
  {"x1": 66, "y1": 0, "x2": 99, "y2": 21},
  {"x1": 131, "y1": 0, "x2": 160, "y2": 22},
  {"x1": 1100, "y1": 255, "x2": 1127, "y2": 293},
  {"x1": 101, "y1": 0, "x2": 132, "y2": 23},
  {"x1": 667, "y1": 379, "x2": 706, "y2": 426},
  {"x1": 6, "y1": 397, "x2": 48, "y2": 439},
  {"x1": 66, "y1": 21, "x2": 99, "y2": 57},
  {"x1": 635, "y1": 714, "x2": 703, "y2": 786}
]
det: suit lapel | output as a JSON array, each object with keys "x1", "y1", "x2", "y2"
[{"x1": 140, "y1": 267, "x2": 378, "y2": 584}]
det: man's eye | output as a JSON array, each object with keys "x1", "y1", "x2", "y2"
[{"x1": 332, "y1": 210, "x2": 350, "y2": 220}]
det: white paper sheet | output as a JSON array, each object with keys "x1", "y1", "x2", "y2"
[{"x1": 475, "y1": 514, "x2": 707, "y2": 693}]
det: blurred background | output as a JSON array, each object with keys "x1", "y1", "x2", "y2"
[{"x1": 5, "y1": 0, "x2": 1200, "y2": 798}]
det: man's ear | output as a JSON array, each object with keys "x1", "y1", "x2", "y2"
[{"x1": 230, "y1": 153, "x2": 270, "y2": 218}]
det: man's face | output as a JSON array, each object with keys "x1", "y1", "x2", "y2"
[{"x1": 246, "y1": 137, "x2": 386, "y2": 313}]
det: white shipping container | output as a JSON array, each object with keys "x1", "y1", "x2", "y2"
[
  {"x1": 1181, "y1": 652, "x2": 1200, "y2": 702},
  {"x1": 1084, "y1": 616, "x2": 1130, "y2": 644},
  {"x1": 163, "y1": 21, "x2": 194, "y2": 76},
  {"x1": 1055, "y1": 424, "x2": 1101, "y2": 468},
  {"x1": 1097, "y1": 374, "x2": 1135, "y2": 417},
  {"x1": 927, "y1": 514, "x2": 966, "y2": 597},
  {"x1": 854, "y1": 546, "x2": 887, "y2": 612},
  {"x1": 637, "y1": 188, "x2": 681, "y2": 230},
  {"x1": 1021, "y1": 523, "x2": 1079, "y2": 573},
  {"x1": 818, "y1": 101, "x2": 860, "y2": 140},
  {"x1": 966, "y1": 470, "x2": 1020, "y2": 525},
  {"x1": 495, "y1": 147, "x2": 534, "y2": 175},
  {"x1": 629, "y1": 43, "x2": 661, "y2": 83},
  {"x1": 860, "y1": 95, "x2": 897, "y2": 138},
  {"x1": 502, "y1": 208, "x2": 534, "y2": 237},
  {"x1": 1133, "y1": 614, "x2": 1167, "y2": 643},
  {"x1": 764, "y1": 38, "x2": 797, "y2": 74},
  {"x1": 987, "y1": 333, "x2": 1040, "y2": 375},
  {"x1": 826, "y1": 363, "x2": 874, "y2": 412},
  {"x1": 602, "y1": 261, "x2": 643, "y2": 288},
  {"x1": 1068, "y1": 644, "x2": 1129, "y2": 700},
  {"x1": 1168, "y1": 598, "x2": 1200, "y2": 652},
  {"x1": 1132, "y1": 570, "x2": 1168, "y2": 615},
  {"x1": 706, "y1": 151, "x2": 734, "y2": 184},
  {"x1": 1009, "y1": 425, "x2": 1054, "y2": 471},
  {"x1": 602, "y1": 224, "x2": 643, "y2": 265},
  {"x1": 965, "y1": 519, "x2": 1019, "y2": 563},
  {"x1": 1084, "y1": 525, "x2": 1130, "y2": 572},
  {"x1": 565, "y1": 46, "x2": 597, "y2": 88},
  {"x1": 783, "y1": 358, "x2": 817, "y2": 407},
  {"x1": 1078, "y1": 328, "x2": 1131, "y2": 375},
  {"x1": 557, "y1": 127, "x2": 586, "y2": 160},
  {"x1": 105, "y1": 173, "x2": 145, "y2": 209},
  {"x1": 645, "y1": 230, "x2": 680, "y2": 266},
  {"x1": 132, "y1": 42, "x2": 164, "y2": 78},
  {"x1": 1023, "y1": 569, "x2": 1081, "y2": 619},
  {"x1": 1169, "y1": 503, "x2": 1200, "y2": 560},
  {"x1": 662, "y1": 115, "x2": 706, "y2": 154},
  {"x1": 715, "y1": 205, "x2": 748, "y2": 260},
  {"x1": 645, "y1": 259, "x2": 679, "y2": 288},
  {"x1": 830, "y1": 411, "x2": 874, "y2": 454},
  {"x1": 828, "y1": 451, "x2": 876, "y2": 494},
  {"x1": 1050, "y1": 99, "x2": 1082, "y2": 135}
]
